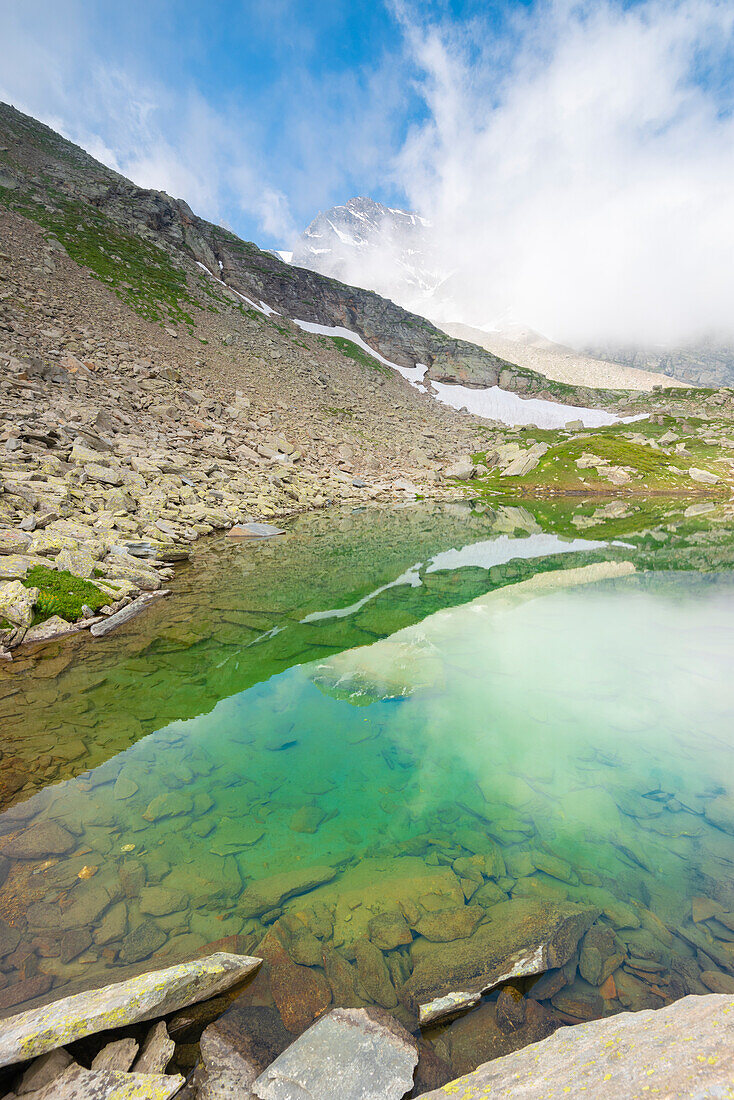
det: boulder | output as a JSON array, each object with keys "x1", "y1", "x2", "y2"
[
  {"x1": 0, "y1": 580, "x2": 38, "y2": 628},
  {"x1": 90, "y1": 1037, "x2": 139, "y2": 1072},
  {"x1": 0, "y1": 952, "x2": 261, "y2": 1068},
  {"x1": 404, "y1": 899, "x2": 598, "y2": 1024},
  {"x1": 226, "y1": 522, "x2": 285, "y2": 539},
  {"x1": 14, "y1": 1048, "x2": 75, "y2": 1094},
  {"x1": 131, "y1": 1021, "x2": 174, "y2": 1074},
  {"x1": 198, "y1": 1027, "x2": 258, "y2": 1099},
  {"x1": 259, "y1": 931, "x2": 332, "y2": 1033},
  {"x1": 689, "y1": 467, "x2": 719, "y2": 484},
  {"x1": 252, "y1": 1007, "x2": 419, "y2": 1100},
  {"x1": 500, "y1": 443, "x2": 548, "y2": 478},
  {"x1": 198, "y1": 1003, "x2": 291, "y2": 1099},
  {"x1": 445, "y1": 458, "x2": 475, "y2": 480},
  {"x1": 0, "y1": 531, "x2": 31, "y2": 555},
  {"x1": 418, "y1": 993, "x2": 734, "y2": 1098}
]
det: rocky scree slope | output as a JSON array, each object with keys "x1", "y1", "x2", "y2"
[
  {"x1": 0, "y1": 103, "x2": 626, "y2": 405},
  {"x1": 0, "y1": 107, "x2": 518, "y2": 652}
]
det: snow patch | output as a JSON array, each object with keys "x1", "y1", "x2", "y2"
[
  {"x1": 430, "y1": 380, "x2": 637, "y2": 429},
  {"x1": 194, "y1": 260, "x2": 278, "y2": 317},
  {"x1": 292, "y1": 319, "x2": 402, "y2": 370}
]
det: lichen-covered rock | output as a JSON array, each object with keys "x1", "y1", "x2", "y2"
[
  {"x1": 0, "y1": 952, "x2": 261, "y2": 1068},
  {"x1": 0, "y1": 530, "x2": 31, "y2": 555},
  {"x1": 27, "y1": 1064, "x2": 184, "y2": 1099},
  {"x1": 419, "y1": 993, "x2": 734, "y2": 1098},
  {"x1": 0, "y1": 579, "x2": 38, "y2": 627},
  {"x1": 131, "y1": 1021, "x2": 174, "y2": 1074},
  {"x1": 252, "y1": 1007, "x2": 419, "y2": 1100}
]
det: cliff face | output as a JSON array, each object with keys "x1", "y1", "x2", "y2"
[{"x1": 0, "y1": 102, "x2": 615, "y2": 402}]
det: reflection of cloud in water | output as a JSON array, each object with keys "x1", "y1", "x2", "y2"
[{"x1": 302, "y1": 533, "x2": 620, "y2": 623}]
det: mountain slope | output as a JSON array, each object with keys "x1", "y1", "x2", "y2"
[
  {"x1": 585, "y1": 339, "x2": 734, "y2": 389},
  {"x1": 0, "y1": 103, "x2": 625, "y2": 406},
  {"x1": 290, "y1": 194, "x2": 733, "y2": 391}
]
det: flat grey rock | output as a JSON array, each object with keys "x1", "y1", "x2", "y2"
[
  {"x1": 199, "y1": 1028, "x2": 258, "y2": 1100},
  {"x1": 419, "y1": 993, "x2": 734, "y2": 1098},
  {"x1": 0, "y1": 952, "x2": 261, "y2": 1069},
  {"x1": 132, "y1": 1021, "x2": 175, "y2": 1075},
  {"x1": 252, "y1": 1007, "x2": 418, "y2": 1100},
  {"x1": 91, "y1": 1037, "x2": 139, "y2": 1072}
]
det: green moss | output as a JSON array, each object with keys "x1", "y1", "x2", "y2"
[{"x1": 24, "y1": 565, "x2": 107, "y2": 624}]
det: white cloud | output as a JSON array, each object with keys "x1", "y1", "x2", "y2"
[{"x1": 395, "y1": 0, "x2": 734, "y2": 346}]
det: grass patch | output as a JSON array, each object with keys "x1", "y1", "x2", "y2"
[
  {"x1": 320, "y1": 335, "x2": 393, "y2": 376},
  {"x1": 470, "y1": 419, "x2": 730, "y2": 497},
  {"x1": 0, "y1": 188, "x2": 199, "y2": 327},
  {"x1": 24, "y1": 565, "x2": 107, "y2": 624}
]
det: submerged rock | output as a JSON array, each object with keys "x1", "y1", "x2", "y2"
[
  {"x1": 239, "y1": 865, "x2": 338, "y2": 917},
  {"x1": 260, "y1": 930, "x2": 332, "y2": 1033},
  {"x1": 418, "y1": 993, "x2": 734, "y2": 1098},
  {"x1": 405, "y1": 899, "x2": 598, "y2": 1025},
  {"x1": 1, "y1": 820, "x2": 76, "y2": 860},
  {"x1": 252, "y1": 1007, "x2": 419, "y2": 1100},
  {"x1": 0, "y1": 952, "x2": 261, "y2": 1069}
]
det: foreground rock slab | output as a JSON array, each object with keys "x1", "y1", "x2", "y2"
[
  {"x1": 22, "y1": 1064, "x2": 184, "y2": 1099},
  {"x1": 419, "y1": 993, "x2": 734, "y2": 1098},
  {"x1": 252, "y1": 1007, "x2": 419, "y2": 1100},
  {"x1": 0, "y1": 952, "x2": 261, "y2": 1069}
]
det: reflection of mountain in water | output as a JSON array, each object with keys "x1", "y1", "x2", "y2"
[{"x1": 1, "y1": 499, "x2": 731, "y2": 811}]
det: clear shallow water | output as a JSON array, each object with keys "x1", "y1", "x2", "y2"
[{"x1": 0, "y1": 501, "x2": 732, "y2": 1077}]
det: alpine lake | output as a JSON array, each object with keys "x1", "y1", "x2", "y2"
[{"x1": 0, "y1": 496, "x2": 733, "y2": 1082}]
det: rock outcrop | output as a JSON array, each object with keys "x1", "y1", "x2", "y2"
[{"x1": 419, "y1": 993, "x2": 734, "y2": 1098}]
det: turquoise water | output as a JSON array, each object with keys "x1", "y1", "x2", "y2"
[{"x1": 0, "y1": 501, "x2": 732, "y2": 1076}]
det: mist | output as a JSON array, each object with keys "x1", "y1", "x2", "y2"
[{"x1": 389, "y1": 0, "x2": 734, "y2": 347}]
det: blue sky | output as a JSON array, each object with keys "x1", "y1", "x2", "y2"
[
  {"x1": 0, "y1": 0, "x2": 539, "y2": 244},
  {"x1": 1, "y1": 0, "x2": 733, "y2": 344}
]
